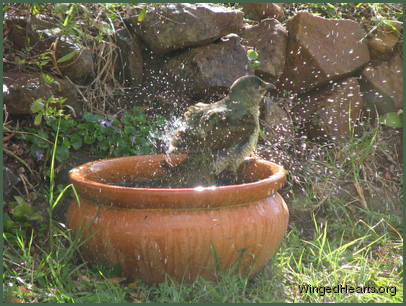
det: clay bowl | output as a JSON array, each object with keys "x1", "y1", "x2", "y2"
[{"x1": 66, "y1": 154, "x2": 289, "y2": 283}]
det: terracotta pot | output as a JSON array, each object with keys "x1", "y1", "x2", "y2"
[{"x1": 66, "y1": 154, "x2": 289, "y2": 283}]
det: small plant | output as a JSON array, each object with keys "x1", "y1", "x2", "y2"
[
  {"x1": 47, "y1": 119, "x2": 80, "y2": 246},
  {"x1": 379, "y1": 110, "x2": 403, "y2": 128},
  {"x1": 18, "y1": 107, "x2": 166, "y2": 166},
  {"x1": 247, "y1": 49, "x2": 261, "y2": 68},
  {"x1": 31, "y1": 96, "x2": 70, "y2": 126},
  {"x1": 305, "y1": 3, "x2": 339, "y2": 18}
]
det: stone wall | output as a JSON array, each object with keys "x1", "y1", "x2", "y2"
[{"x1": 4, "y1": 3, "x2": 403, "y2": 143}]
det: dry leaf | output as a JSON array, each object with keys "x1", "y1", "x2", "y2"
[
  {"x1": 108, "y1": 277, "x2": 127, "y2": 284},
  {"x1": 18, "y1": 286, "x2": 30, "y2": 293}
]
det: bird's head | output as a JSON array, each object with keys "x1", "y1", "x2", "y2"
[{"x1": 228, "y1": 75, "x2": 276, "y2": 107}]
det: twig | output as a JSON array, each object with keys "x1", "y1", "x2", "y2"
[
  {"x1": 19, "y1": 173, "x2": 34, "y2": 196},
  {"x1": 3, "y1": 131, "x2": 16, "y2": 142},
  {"x1": 3, "y1": 148, "x2": 35, "y2": 175},
  {"x1": 354, "y1": 181, "x2": 368, "y2": 210}
]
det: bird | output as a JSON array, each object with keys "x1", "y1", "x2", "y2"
[{"x1": 163, "y1": 75, "x2": 276, "y2": 188}]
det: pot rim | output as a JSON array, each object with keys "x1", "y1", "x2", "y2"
[{"x1": 69, "y1": 154, "x2": 286, "y2": 209}]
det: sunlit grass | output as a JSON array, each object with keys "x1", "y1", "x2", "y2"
[{"x1": 3, "y1": 193, "x2": 403, "y2": 302}]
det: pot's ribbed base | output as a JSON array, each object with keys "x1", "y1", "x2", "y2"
[{"x1": 67, "y1": 192, "x2": 288, "y2": 283}]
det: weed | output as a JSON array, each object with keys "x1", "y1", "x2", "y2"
[{"x1": 17, "y1": 107, "x2": 166, "y2": 166}]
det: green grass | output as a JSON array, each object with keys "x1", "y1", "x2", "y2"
[
  {"x1": 3, "y1": 114, "x2": 403, "y2": 303},
  {"x1": 3, "y1": 192, "x2": 402, "y2": 302}
]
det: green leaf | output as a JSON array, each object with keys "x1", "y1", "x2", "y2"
[
  {"x1": 247, "y1": 49, "x2": 259, "y2": 61},
  {"x1": 84, "y1": 134, "x2": 94, "y2": 144},
  {"x1": 3, "y1": 213, "x2": 15, "y2": 232},
  {"x1": 34, "y1": 113, "x2": 43, "y2": 126},
  {"x1": 11, "y1": 198, "x2": 34, "y2": 220},
  {"x1": 31, "y1": 100, "x2": 44, "y2": 113},
  {"x1": 70, "y1": 134, "x2": 83, "y2": 150},
  {"x1": 63, "y1": 4, "x2": 76, "y2": 27},
  {"x1": 57, "y1": 50, "x2": 77, "y2": 63},
  {"x1": 56, "y1": 145, "x2": 70, "y2": 162},
  {"x1": 380, "y1": 112, "x2": 403, "y2": 128},
  {"x1": 62, "y1": 138, "x2": 71, "y2": 148},
  {"x1": 31, "y1": 4, "x2": 40, "y2": 15},
  {"x1": 250, "y1": 60, "x2": 261, "y2": 68},
  {"x1": 41, "y1": 73, "x2": 56, "y2": 85},
  {"x1": 83, "y1": 112, "x2": 102, "y2": 123},
  {"x1": 137, "y1": 6, "x2": 147, "y2": 22},
  {"x1": 124, "y1": 126, "x2": 137, "y2": 134}
]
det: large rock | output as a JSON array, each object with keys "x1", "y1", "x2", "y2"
[
  {"x1": 262, "y1": 97, "x2": 295, "y2": 144},
  {"x1": 361, "y1": 54, "x2": 403, "y2": 113},
  {"x1": 3, "y1": 72, "x2": 79, "y2": 115},
  {"x1": 53, "y1": 39, "x2": 94, "y2": 85},
  {"x1": 280, "y1": 12, "x2": 370, "y2": 94},
  {"x1": 241, "y1": 18, "x2": 288, "y2": 81},
  {"x1": 114, "y1": 29, "x2": 144, "y2": 87},
  {"x1": 292, "y1": 77, "x2": 363, "y2": 141},
  {"x1": 239, "y1": 3, "x2": 285, "y2": 21},
  {"x1": 258, "y1": 97, "x2": 296, "y2": 168},
  {"x1": 127, "y1": 3, "x2": 244, "y2": 55},
  {"x1": 4, "y1": 14, "x2": 94, "y2": 85},
  {"x1": 34, "y1": 29, "x2": 95, "y2": 85},
  {"x1": 127, "y1": 48, "x2": 191, "y2": 116},
  {"x1": 164, "y1": 34, "x2": 249, "y2": 98}
]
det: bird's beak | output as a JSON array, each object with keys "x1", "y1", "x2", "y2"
[{"x1": 264, "y1": 82, "x2": 276, "y2": 92}]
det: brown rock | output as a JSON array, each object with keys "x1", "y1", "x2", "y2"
[
  {"x1": 292, "y1": 77, "x2": 363, "y2": 141},
  {"x1": 165, "y1": 34, "x2": 249, "y2": 97},
  {"x1": 4, "y1": 16, "x2": 40, "y2": 50},
  {"x1": 241, "y1": 19, "x2": 288, "y2": 81},
  {"x1": 367, "y1": 22, "x2": 402, "y2": 60},
  {"x1": 262, "y1": 97, "x2": 295, "y2": 144},
  {"x1": 4, "y1": 16, "x2": 94, "y2": 85},
  {"x1": 128, "y1": 3, "x2": 244, "y2": 55},
  {"x1": 3, "y1": 72, "x2": 79, "y2": 115},
  {"x1": 54, "y1": 39, "x2": 95, "y2": 85},
  {"x1": 361, "y1": 54, "x2": 403, "y2": 113},
  {"x1": 281, "y1": 12, "x2": 370, "y2": 94},
  {"x1": 114, "y1": 29, "x2": 144, "y2": 87},
  {"x1": 239, "y1": 3, "x2": 284, "y2": 21}
]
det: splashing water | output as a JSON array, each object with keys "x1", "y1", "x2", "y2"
[{"x1": 147, "y1": 115, "x2": 188, "y2": 155}]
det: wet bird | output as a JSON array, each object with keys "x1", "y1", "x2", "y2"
[{"x1": 165, "y1": 75, "x2": 275, "y2": 187}]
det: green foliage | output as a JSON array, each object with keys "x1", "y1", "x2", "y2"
[
  {"x1": 9, "y1": 196, "x2": 43, "y2": 223},
  {"x1": 35, "y1": 53, "x2": 51, "y2": 69},
  {"x1": 247, "y1": 49, "x2": 261, "y2": 68},
  {"x1": 305, "y1": 3, "x2": 339, "y2": 18},
  {"x1": 31, "y1": 96, "x2": 70, "y2": 126},
  {"x1": 137, "y1": 5, "x2": 147, "y2": 22},
  {"x1": 56, "y1": 50, "x2": 77, "y2": 64},
  {"x1": 18, "y1": 107, "x2": 166, "y2": 164},
  {"x1": 380, "y1": 112, "x2": 403, "y2": 128},
  {"x1": 3, "y1": 196, "x2": 44, "y2": 237}
]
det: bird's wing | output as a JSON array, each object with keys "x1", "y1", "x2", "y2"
[{"x1": 171, "y1": 102, "x2": 257, "y2": 153}]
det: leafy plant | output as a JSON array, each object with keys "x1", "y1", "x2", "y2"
[
  {"x1": 47, "y1": 119, "x2": 80, "y2": 247},
  {"x1": 19, "y1": 107, "x2": 166, "y2": 165},
  {"x1": 247, "y1": 49, "x2": 261, "y2": 69},
  {"x1": 31, "y1": 96, "x2": 70, "y2": 126},
  {"x1": 380, "y1": 111, "x2": 403, "y2": 128}
]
